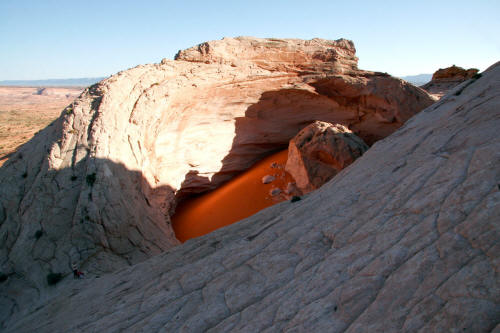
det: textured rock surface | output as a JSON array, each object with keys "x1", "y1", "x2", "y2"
[
  {"x1": 3, "y1": 60, "x2": 499, "y2": 333},
  {"x1": 285, "y1": 121, "x2": 368, "y2": 193},
  {"x1": 0, "y1": 37, "x2": 434, "y2": 319},
  {"x1": 175, "y1": 36, "x2": 358, "y2": 74},
  {"x1": 421, "y1": 65, "x2": 479, "y2": 98}
]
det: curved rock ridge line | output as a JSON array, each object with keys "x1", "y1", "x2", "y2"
[
  {"x1": 0, "y1": 37, "x2": 434, "y2": 319},
  {"x1": 4, "y1": 62, "x2": 499, "y2": 332}
]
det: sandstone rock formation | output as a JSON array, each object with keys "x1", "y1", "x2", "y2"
[
  {"x1": 3, "y1": 61, "x2": 499, "y2": 333},
  {"x1": 175, "y1": 37, "x2": 358, "y2": 73},
  {"x1": 421, "y1": 65, "x2": 479, "y2": 98},
  {"x1": 0, "y1": 37, "x2": 435, "y2": 321},
  {"x1": 285, "y1": 121, "x2": 368, "y2": 193}
]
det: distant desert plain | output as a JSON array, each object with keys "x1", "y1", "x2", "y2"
[{"x1": 0, "y1": 86, "x2": 82, "y2": 166}]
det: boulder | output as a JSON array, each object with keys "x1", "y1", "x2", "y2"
[
  {"x1": 261, "y1": 175, "x2": 275, "y2": 184},
  {"x1": 286, "y1": 121, "x2": 368, "y2": 193}
]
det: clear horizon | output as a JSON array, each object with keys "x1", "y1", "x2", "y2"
[{"x1": 1, "y1": 0, "x2": 499, "y2": 80}]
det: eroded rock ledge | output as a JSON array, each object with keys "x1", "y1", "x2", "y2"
[{"x1": 0, "y1": 37, "x2": 435, "y2": 320}]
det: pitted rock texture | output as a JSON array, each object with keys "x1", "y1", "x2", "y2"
[
  {"x1": 3, "y1": 61, "x2": 499, "y2": 333},
  {"x1": 0, "y1": 37, "x2": 434, "y2": 319},
  {"x1": 421, "y1": 65, "x2": 480, "y2": 98},
  {"x1": 285, "y1": 121, "x2": 368, "y2": 193}
]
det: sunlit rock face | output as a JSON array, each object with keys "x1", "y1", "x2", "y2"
[{"x1": 0, "y1": 37, "x2": 435, "y2": 320}]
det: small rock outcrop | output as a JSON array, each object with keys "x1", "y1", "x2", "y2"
[
  {"x1": 285, "y1": 121, "x2": 368, "y2": 193},
  {"x1": 421, "y1": 65, "x2": 479, "y2": 98}
]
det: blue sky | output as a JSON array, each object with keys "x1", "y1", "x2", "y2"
[{"x1": 0, "y1": 0, "x2": 499, "y2": 80}]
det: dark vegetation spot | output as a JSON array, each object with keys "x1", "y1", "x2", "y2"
[
  {"x1": 0, "y1": 273, "x2": 7, "y2": 282},
  {"x1": 472, "y1": 73, "x2": 482, "y2": 80},
  {"x1": 497, "y1": 184, "x2": 500, "y2": 191},
  {"x1": 70, "y1": 175, "x2": 77, "y2": 181},
  {"x1": 21, "y1": 172, "x2": 27, "y2": 178},
  {"x1": 18, "y1": 153, "x2": 23, "y2": 160},
  {"x1": 334, "y1": 306, "x2": 338, "y2": 312},
  {"x1": 34, "y1": 230, "x2": 43, "y2": 239},
  {"x1": 47, "y1": 273, "x2": 63, "y2": 285},
  {"x1": 84, "y1": 215, "x2": 90, "y2": 221},
  {"x1": 210, "y1": 241, "x2": 220, "y2": 249},
  {"x1": 88, "y1": 192, "x2": 93, "y2": 201},
  {"x1": 291, "y1": 196, "x2": 302, "y2": 203},
  {"x1": 86, "y1": 173, "x2": 97, "y2": 187}
]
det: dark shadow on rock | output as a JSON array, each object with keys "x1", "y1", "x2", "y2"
[
  {"x1": 197, "y1": 88, "x2": 359, "y2": 194},
  {"x1": 0, "y1": 129, "x2": 179, "y2": 325},
  {"x1": 172, "y1": 87, "x2": 359, "y2": 206}
]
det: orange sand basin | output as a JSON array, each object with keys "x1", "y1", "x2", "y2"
[{"x1": 172, "y1": 150, "x2": 295, "y2": 242}]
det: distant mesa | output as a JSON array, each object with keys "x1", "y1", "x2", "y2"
[
  {"x1": 0, "y1": 77, "x2": 106, "y2": 87},
  {"x1": 400, "y1": 73, "x2": 432, "y2": 86}
]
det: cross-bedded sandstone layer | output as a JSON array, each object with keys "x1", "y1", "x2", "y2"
[
  {"x1": 0, "y1": 37, "x2": 435, "y2": 321},
  {"x1": 3, "y1": 60, "x2": 499, "y2": 333}
]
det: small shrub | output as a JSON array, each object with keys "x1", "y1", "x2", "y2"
[
  {"x1": 86, "y1": 173, "x2": 96, "y2": 187},
  {"x1": 70, "y1": 175, "x2": 77, "y2": 181},
  {"x1": 47, "y1": 273, "x2": 63, "y2": 285},
  {"x1": 472, "y1": 73, "x2": 482, "y2": 80},
  {"x1": 0, "y1": 273, "x2": 7, "y2": 283},
  {"x1": 291, "y1": 196, "x2": 302, "y2": 203},
  {"x1": 21, "y1": 172, "x2": 28, "y2": 178},
  {"x1": 34, "y1": 230, "x2": 43, "y2": 239}
]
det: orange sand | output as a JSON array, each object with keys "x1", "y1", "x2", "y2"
[{"x1": 172, "y1": 149, "x2": 295, "y2": 242}]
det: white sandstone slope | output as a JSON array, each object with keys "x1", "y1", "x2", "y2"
[
  {"x1": 0, "y1": 37, "x2": 434, "y2": 321},
  {"x1": 3, "y1": 63, "x2": 499, "y2": 332}
]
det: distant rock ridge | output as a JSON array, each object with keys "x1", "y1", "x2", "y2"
[
  {"x1": 421, "y1": 65, "x2": 479, "y2": 98},
  {"x1": 0, "y1": 37, "x2": 435, "y2": 321}
]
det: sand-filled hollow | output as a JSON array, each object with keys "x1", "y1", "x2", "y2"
[{"x1": 172, "y1": 150, "x2": 295, "y2": 242}]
